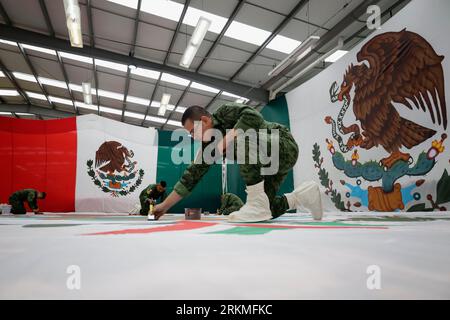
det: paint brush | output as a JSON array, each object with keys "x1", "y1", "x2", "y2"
[{"x1": 147, "y1": 199, "x2": 156, "y2": 221}]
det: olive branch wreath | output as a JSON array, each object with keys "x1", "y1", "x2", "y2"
[{"x1": 86, "y1": 159, "x2": 144, "y2": 197}]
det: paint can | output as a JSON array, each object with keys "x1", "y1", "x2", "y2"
[
  {"x1": 1, "y1": 204, "x2": 12, "y2": 215},
  {"x1": 185, "y1": 208, "x2": 202, "y2": 220}
]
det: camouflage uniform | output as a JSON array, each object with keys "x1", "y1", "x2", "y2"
[
  {"x1": 8, "y1": 189, "x2": 39, "y2": 214},
  {"x1": 218, "y1": 193, "x2": 244, "y2": 215},
  {"x1": 174, "y1": 103, "x2": 299, "y2": 218},
  {"x1": 139, "y1": 184, "x2": 166, "y2": 215}
]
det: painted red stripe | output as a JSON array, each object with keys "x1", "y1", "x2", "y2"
[{"x1": 84, "y1": 220, "x2": 217, "y2": 236}]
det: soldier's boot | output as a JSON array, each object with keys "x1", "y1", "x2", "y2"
[
  {"x1": 228, "y1": 181, "x2": 272, "y2": 223},
  {"x1": 284, "y1": 181, "x2": 323, "y2": 221}
]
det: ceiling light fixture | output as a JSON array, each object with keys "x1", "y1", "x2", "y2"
[
  {"x1": 269, "y1": 38, "x2": 344, "y2": 100},
  {"x1": 63, "y1": 0, "x2": 83, "y2": 48},
  {"x1": 82, "y1": 82, "x2": 92, "y2": 105},
  {"x1": 179, "y1": 16, "x2": 211, "y2": 68},
  {"x1": 268, "y1": 35, "x2": 320, "y2": 78},
  {"x1": 158, "y1": 93, "x2": 171, "y2": 116}
]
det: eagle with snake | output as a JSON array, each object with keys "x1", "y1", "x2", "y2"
[
  {"x1": 95, "y1": 141, "x2": 136, "y2": 175},
  {"x1": 330, "y1": 29, "x2": 446, "y2": 168}
]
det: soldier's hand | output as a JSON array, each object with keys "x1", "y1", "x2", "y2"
[{"x1": 153, "y1": 203, "x2": 168, "y2": 220}]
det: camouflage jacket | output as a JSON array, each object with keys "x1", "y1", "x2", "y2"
[
  {"x1": 9, "y1": 189, "x2": 39, "y2": 210},
  {"x1": 218, "y1": 193, "x2": 244, "y2": 215},
  {"x1": 174, "y1": 103, "x2": 288, "y2": 197},
  {"x1": 140, "y1": 184, "x2": 166, "y2": 202}
]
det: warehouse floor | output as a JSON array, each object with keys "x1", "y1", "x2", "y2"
[{"x1": 0, "y1": 212, "x2": 449, "y2": 299}]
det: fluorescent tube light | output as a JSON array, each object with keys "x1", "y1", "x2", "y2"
[
  {"x1": 179, "y1": 16, "x2": 211, "y2": 68},
  {"x1": 158, "y1": 93, "x2": 171, "y2": 116},
  {"x1": 82, "y1": 82, "x2": 92, "y2": 105},
  {"x1": 63, "y1": 0, "x2": 83, "y2": 48},
  {"x1": 268, "y1": 35, "x2": 320, "y2": 77}
]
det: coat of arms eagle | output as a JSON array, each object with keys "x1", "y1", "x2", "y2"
[{"x1": 335, "y1": 29, "x2": 447, "y2": 168}]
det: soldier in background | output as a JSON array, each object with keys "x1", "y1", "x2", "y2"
[
  {"x1": 139, "y1": 181, "x2": 167, "y2": 215},
  {"x1": 8, "y1": 189, "x2": 46, "y2": 214}
]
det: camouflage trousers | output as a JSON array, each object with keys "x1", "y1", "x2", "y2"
[
  {"x1": 238, "y1": 127, "x2": 299, "y2": 218},
  {"x1": 139, "y1": 191, "x2": 150, "y2": 215},
  {"x1": 8, "y1": 196, "x2": 26, "y2": 214}
]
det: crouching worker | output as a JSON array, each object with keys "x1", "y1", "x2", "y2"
[
  {"x1": 218, "y1": 193, "x2": 244, "y2": 215},
  {"x1": 139, "y1": 181, "x2": 167, "y2": 215},
  {"x1": 153, "y1": 103, "x2": 323, "y2": 223},
  {"x1": 8, "y1": 189, "x2": 46, "y2": 214}
]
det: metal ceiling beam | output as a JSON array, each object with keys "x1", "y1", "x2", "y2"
[
  {"x1": 164, "y1": 0, "x2": 191, "y2": 65},
  {"x1": 38, "y1": 0, "x2": 78, "y2": 114},
  {"x1": 141, "y1": 0, "x2": 191, "y2": 127},
  {"x1": 195, "y1": 0, "x2": 245, "y2": 72},
  {"x1": 141, "y1": 73, "x2": 161, "y2": 126},
  {"x1": 79, "y1": 2, "x2": 282, "y2": 66},
  {"x1": 263, "y1": 0, "x2": 379, "y2": 90},
  {"x1": 17, "y1": 43, "x2": 57, "y2": 110},
  {"x1": 0, "y1": 103, "x2": 73, "y2": 118},
  {"x1": 0, "y1": 2, "x2": 11, "y2": 25},
  {"x1": 205, "y1": 90, "x2": 223, "y2": 111},
  {"x1": 160, "y1": 0, "x2": 246, "y2": 130},
  {"x1": 38, "y1": 0, "x2": 54, "y2": 36},
  {"x1": 229, "y1": 0, "x2": 309, "y2": 81},
  {"x1": 160, "y1": 81, "x2": 192, "y2": 130},
  {"x1": 0, "y1": 59, "x2": 31, "y2": 105},
  {"x1": 121, "y1": 0, "x2": 142, "y2": 122},
  {"x1": 87, "y1": 0, "x2": 101, "y2": 115},
  {"x1": 0, "y1": 25, "x2": 269, "y2": 103}
]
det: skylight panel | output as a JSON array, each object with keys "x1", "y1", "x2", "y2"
[
  {"x1": 124, "y1": 111, "x2": 145, "y2": 120},
  {"x1": 266, "y1": 35, "x2": 302, "y2": 54},
  {"x1": 39, "y1": 77, "x2": 68, "y2": 89},
  {"x1": 126, "y1": 95, "x2": 150, "y2": 106},
  {"x1": 225, "y1": 21, "x2": 271, "y2": 47},
  {"x1": 183, "y1": 6, "x2": 227, "y2": 34},
  {"x1": 59, "y1": 52, "x2": 93, "y2": 64},
  {"x1": 0, "y1": 89, "x2": 20, "y2": 96},
  {"x1": 161, "y1": 73, "x2": 190, "y2": 87},
  {"x1": 21, "y1": 44, "x2": 56, "y2": 55},
  {"x1": 145, "y1": 115, "x2": 166, "y2": 124},
  {"x1": 166, "y1": 120, "x2": 182, "y2": 127},
  {"x1": 324, "y1": 50, "x2": 348, "y2": 63},
  {"x1": 131, "y1": 67, "x2": 160, "y2": 80},
  {"x1": 100, "y1": 106, "x2": 122, "y2": 115},
  {"x1": 13, "y1": 72, "x2": 37, "y2": 82},
  {"x1": 191, "y1": 82, "x2": 219, "y2": 94},
  {"x1": 0, "y1": 39, "x2": 17, "y2": 46},
  {"x1": 140, "y1": 0, "x2": 183, "y2": 22},
  {"x1": 95, "y1": 59, "x2": 128, "y2": 72},
  {"x1": 49, "y1": 96, "x2": 73, "y2": 106},
  {"x1": 26, "y1": 91, "x2": 47, "y2": 100},
  {"x1": 97, "y1": 89, "x2": 124, "y2": 101},
  {"x1": 75, "y1": 101, "x2": 97, "y2": 111}
]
